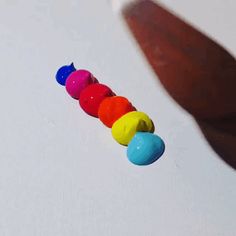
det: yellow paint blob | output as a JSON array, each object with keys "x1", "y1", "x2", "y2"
[{"x1": 111, "y1": 111, "x2": 155, "y2": 146}]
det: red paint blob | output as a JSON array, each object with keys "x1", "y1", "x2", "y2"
[{"x1": 79, "y1": 84, "x2": 115, "y2": 117}]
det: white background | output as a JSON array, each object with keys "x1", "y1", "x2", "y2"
[{"x1": 0, "y1": 0, "x2": 236, "y2": 235}]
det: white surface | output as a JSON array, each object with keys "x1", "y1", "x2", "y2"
[
  {"x1": 0, "y1": 0, "x2": 235, "y2": 235},
  {"x1": 114, "y1": 0, "x2": 236, "y2": 55}
]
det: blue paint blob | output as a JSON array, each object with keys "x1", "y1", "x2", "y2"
[
  {"x1": 127, "y1": 132, "x2": 165, "y2": 166},
  {"x1": 56, "y1": 63, "x2": 76, "y2": 86}
]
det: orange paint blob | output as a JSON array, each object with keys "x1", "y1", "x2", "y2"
[{"x1": 98, "y1": 96, "x2": 136, "y2": 128}]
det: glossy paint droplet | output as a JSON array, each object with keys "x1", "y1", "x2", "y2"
[
  {"x1": 98, "y1": 96, "x2": 136, "y2": 128},
  {"x1": 111, "y1": 111, "x2": 154, "y2": 146},
  {"x1": 127, "y1": 132, "x2": 165, "y2": 165},
  {"x1": 65, "y1": 70, "x2": 98, "y2": 99},
  {"x1": 56, "y1": 63, "x2": 76, "y2": 86},
  {"x1": 79, "y1": 84, "x2": 115, "y2": 117}
]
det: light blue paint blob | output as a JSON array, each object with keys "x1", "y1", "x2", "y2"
[
  {"x1": 56, "y1": 63, "x2": 76, "y2": 86},
  {"x1": 127, "y1": 132, "x2": 165, "y2": 166}
]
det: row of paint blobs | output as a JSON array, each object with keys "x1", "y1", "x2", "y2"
[{"x1": 56, "y1": 63, "x2": 165, "y2": 166}]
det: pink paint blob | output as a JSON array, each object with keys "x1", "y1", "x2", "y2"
[{"x1": 65, "y1": 70, "x2": 98, "y2": 100}]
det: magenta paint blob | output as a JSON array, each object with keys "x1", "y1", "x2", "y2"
[{"x1": 65, "y1": 70, "x2": 98, "y2": 100}]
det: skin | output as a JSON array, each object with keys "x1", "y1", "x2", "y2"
[{"x1": 123, "y1": 0, "x2": 236, "y2": 169}]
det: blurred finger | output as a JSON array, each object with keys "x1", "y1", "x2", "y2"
[{"x1": 123, "y1": 0, "x2": 236, "y2": 169}]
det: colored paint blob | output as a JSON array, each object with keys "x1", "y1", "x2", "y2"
[
  {"x1": 65, "y1": 70, "x2": 98, "y2": 100},
  {"x1": 111, "y1": 111, "x2": 154, "y2": 146},
  {"x1": 98, "y1": 96, "x2": 136, "y2": 128},
  {"x1": 127, "y1": 132, "x2": 165, "y2": 165},
  {"x1": 56, "y1": 63, "x2": 76, "y2": 86},
  {"x1": 79, "y1": 84, "x2": 115, "y2": 117}
]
